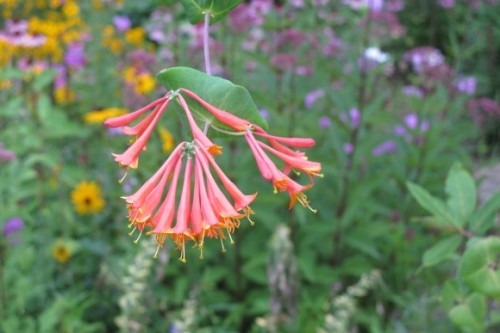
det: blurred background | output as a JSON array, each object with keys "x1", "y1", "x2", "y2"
[{"x1": 1, "y1": 0, "x2": 499, "y2": 332}]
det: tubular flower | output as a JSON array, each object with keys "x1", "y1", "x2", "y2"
[
  {"x1": 177, "y1": 93, "x2": 222, "y2": 155},
  {"x1": 111, "y1": 100, "x2": 170, "y2": 168},
  {"x1": 244, "y1": 127, "x2": 319, "y2": 212},
  {"x1": 106, "y1": 87, "x2": 321, "y2": 262}
]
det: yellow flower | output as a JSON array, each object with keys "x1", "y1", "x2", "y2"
[
  {"x1": 84, "y1": 107, "x2": 128, "y2": 124},
  {"x1": 135, "y1": 73, "x2": 156, "y2": 95},
  {"x1": 71, "y1": 181, "x2": 105, "y2": 215},
  {"x1": 158, "y1": 127, "x2": 175, "y2": 153},
  {"x1": 63, "y1": 0, "x2": 80, "y2": 17},
  {"x1": 122, "y1": 66, "x2": 136, "y2": 84},
  {"x1": 51, "y1": 239, "x2": 72, "y2": 264},
  {"x1": 54, "y1": 86, "x2": 75, "y2": 104},
  {"x1": 125, "y1": 27, "x2": 145, "y2": 46},
  {"x1": 0, "y1": 79, "x2": 12, "y2": 90}
]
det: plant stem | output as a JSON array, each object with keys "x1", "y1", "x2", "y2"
[
  {"x1": 203, "y1": 12, "x2": 212, "y2": 75},
  {"x1": 332, "y1": 10, "x2": 373, "y2": 265}
]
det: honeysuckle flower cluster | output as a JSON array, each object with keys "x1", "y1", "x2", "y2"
[{"x1": 105, "y1": 89, "x2": 322, "y2": 261}]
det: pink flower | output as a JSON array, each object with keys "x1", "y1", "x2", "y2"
[{"x1": 110, "y1": 99, "x2": 170, "y2": 168}]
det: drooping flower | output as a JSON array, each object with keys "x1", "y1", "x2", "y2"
[
  {"x1": 71, "y1": 181, "x2": 105, "y2": 214},
  {"x1": 244, "y1": 127, "x2": 319, "y2": 211},
  {"x1": 108, "y1": 97, "x2": 171, "y2": 168},
  {"x1": 106, "y1": 87, "x2": 321, "y2": 261}
]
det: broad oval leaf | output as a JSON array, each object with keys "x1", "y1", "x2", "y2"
[
  {"x1": 180, "y1": 0, "x2": 243, "y2": 24},
  {"x1": 407, "y1": 181, "x2": 458, "y2": 228},
  {"x1": 156, "y1": 66, "x2": 268, "y2": 135},
  {"x1": 445, "y1": 163, "x2": 476, "y2": 226},
  {"x1": 422, "y1": 235, "x2": 462, "y2": 268},
  {"x1": 469, "y1": 192, "x2": 500, "y2": 234},
  {"x1": 459, "y1": 237, "x2": 500, "y2": 297}
]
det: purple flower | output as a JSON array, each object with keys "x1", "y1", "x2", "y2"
[
  {"x1": 404, "y1": 113, "x2": 418, "y2": 129},
  {"x1": 404, "y1": 47, "x2": 445, "y2": 73},
  {"x1": 340, "y1": 108, "x2": 360, "y2": 128},
  {"x1": 259, "y1": 108, "x2": 270, "y2": 120},
  {"x1": 0, "y1": 143, "x2": 15, "y2": 161},
  {"x1": 64, "y1": 43, "x2": 86, "y2": 70},
  {"x1": 270, "y1": 53, "x2": 297, "y2": 72},
  {"x1": 3, "y1": 217, "x2": 23, "y2": 236},
  {"x1": 344, "y1": 143, "x2": 354, "y2": 154},
  {"x1": 438, "y1": 0, "x2": 455, "y2": 8},
  {"x1": 349, "y1": 108, "x2": 360, "y2": 128},
  {"x1": 304, "y1": 89, "x2": 325, "y2": 109},
  {"x1": 394, "y1": 124, "x2": 407, "y2": 136},
  {"x1": 319, "y1": 116, "x2": 331, "y2": 129},
  {"x1": 467, "y1": 98, "x2": 500, "y2": 125},
  {"x1": 402, "y1": 86, "x2": 424, "y2": 99},
  {"x1": 372, "y1": 140, "x2": 397, "y2": 156},
  {"x1": 386, "y1": 0, "x2": 404, "y2": 11},
  {"x1": 454, "y1": 76, "x2": 477, "y2": 95},
  {"x1": 54, "y1": 64, "x2": 67, "y2": 89},
  {"x1": 113, "y1": 15, "x2": 132, "y2": 32},
  {"x1": 369, "y1": 0, "x2": 384, "y2": 12},
  {"x1": 295, "y1": 65, "x2": 312, "y2": 76}
]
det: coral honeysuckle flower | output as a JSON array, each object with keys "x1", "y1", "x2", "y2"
[
  {"x1": 244, "y1": 127, "x2": 317, "y2": 212},
  {"x1": 171, "y1": 157, "x2": 194, "y2": 262},
  {"x1": 197, "y1": 146, "x2": 256, "y2": 219},
  {"x1": 124, "y1": 143, "x2": 185, "y2": 234},
  {"x1": 257, "y1": 141, "x2": 322, "y2": 178},
  {"x1": 111, "y1": 98, "x2": 170, "y2": 168},
  {"x1": 104, "y1": 97, "x2": 167, "y2": 128},
  {"x1": 106, "y1": 88, "x2": 321, "y2": 261},
  {"x1": 253, "y1": 125, "x2": 316, "y2": 149},
  {"x1": 177, "y1": 93, "x2": 222, "y2": 155},
  {"x1": 180, "y1": 88, "x2": 250, "y2": 131}
]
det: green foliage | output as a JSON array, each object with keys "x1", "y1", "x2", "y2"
[
  {"x1": 1, "y1": 1, "x2": 499, "y2": 333},
  {"x1": 156, "y1": 66, "x2": 268, "y2": 133},
  {"x1": 408, "y1": 164, "x2": 500, "y2": 332},
  {"x1": 179, "y1": 0, "x2": 243, "y2": 24}
]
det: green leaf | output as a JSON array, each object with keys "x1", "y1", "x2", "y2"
[
  {"x1": 179, "y1": 0, "x2": 243, "y2": 24},
  {"x1": 0, "y1": 67, "x2": 25, "y2": 80},
  {"x1": 469, "y1": 192, "x2": 500, "y2": 234},
  {"x1": 459, "y1": 237, "x2": 500, "y2": 297},
  {"x1": 421, "y1": 235, "x2": 462, "y2": 268},
  {"x1": 32, "y1": 69, "x2": 57, "y2": 92},
  {"x1": 445, "y1": 163, "x2": 476, "y2": 226},
  {"x1": 448, "y1": 294, "x2": 486, "y2": 333},
  {"x1": 156, "y1": 66, "x2": 268, "y2": 134},
  {"x1": 407, "y1": 181, "x2": 458, "y2": 228}
]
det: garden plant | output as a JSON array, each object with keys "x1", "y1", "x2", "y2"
[{"x1": 1, "y1": 0, "x2": 500, "y2": 332}]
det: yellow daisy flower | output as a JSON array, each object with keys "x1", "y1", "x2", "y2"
[
  {"x1": 125, "y1": 27, "x2": 145, "y2": 46},
  {"x1": 71, "y1": 181, "x2": 105, "y2": 214},
  {"x1": 84, "y1": 107, "x2": 127, "y2": 124},
  {"x1": 51, "y1": 239, "x2": 72, "y2": 264},
  {"x1": 135, "y1": 73, "x2": 156, "y2": 95},
  {"x1": 158, "y1": 127, "x2": 175, "y2": 153}
]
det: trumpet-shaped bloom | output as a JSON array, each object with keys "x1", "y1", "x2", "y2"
[
  {"x1": 110, "y1": 99, "x2": 171, "y2": 168},
  {"x1": 177, "y1": 94, "x2": 222, "y2": 155},
  {"x1": 106, "y1": 87, "x2": 321, "y2": 262},
  {"x1": 244, "y1": 127, "x2": 319, "y2": 211}
]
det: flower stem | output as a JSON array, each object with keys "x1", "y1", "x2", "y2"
[{"x1": 203, "y1": 12, "x2": 212, "y2": 75}]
